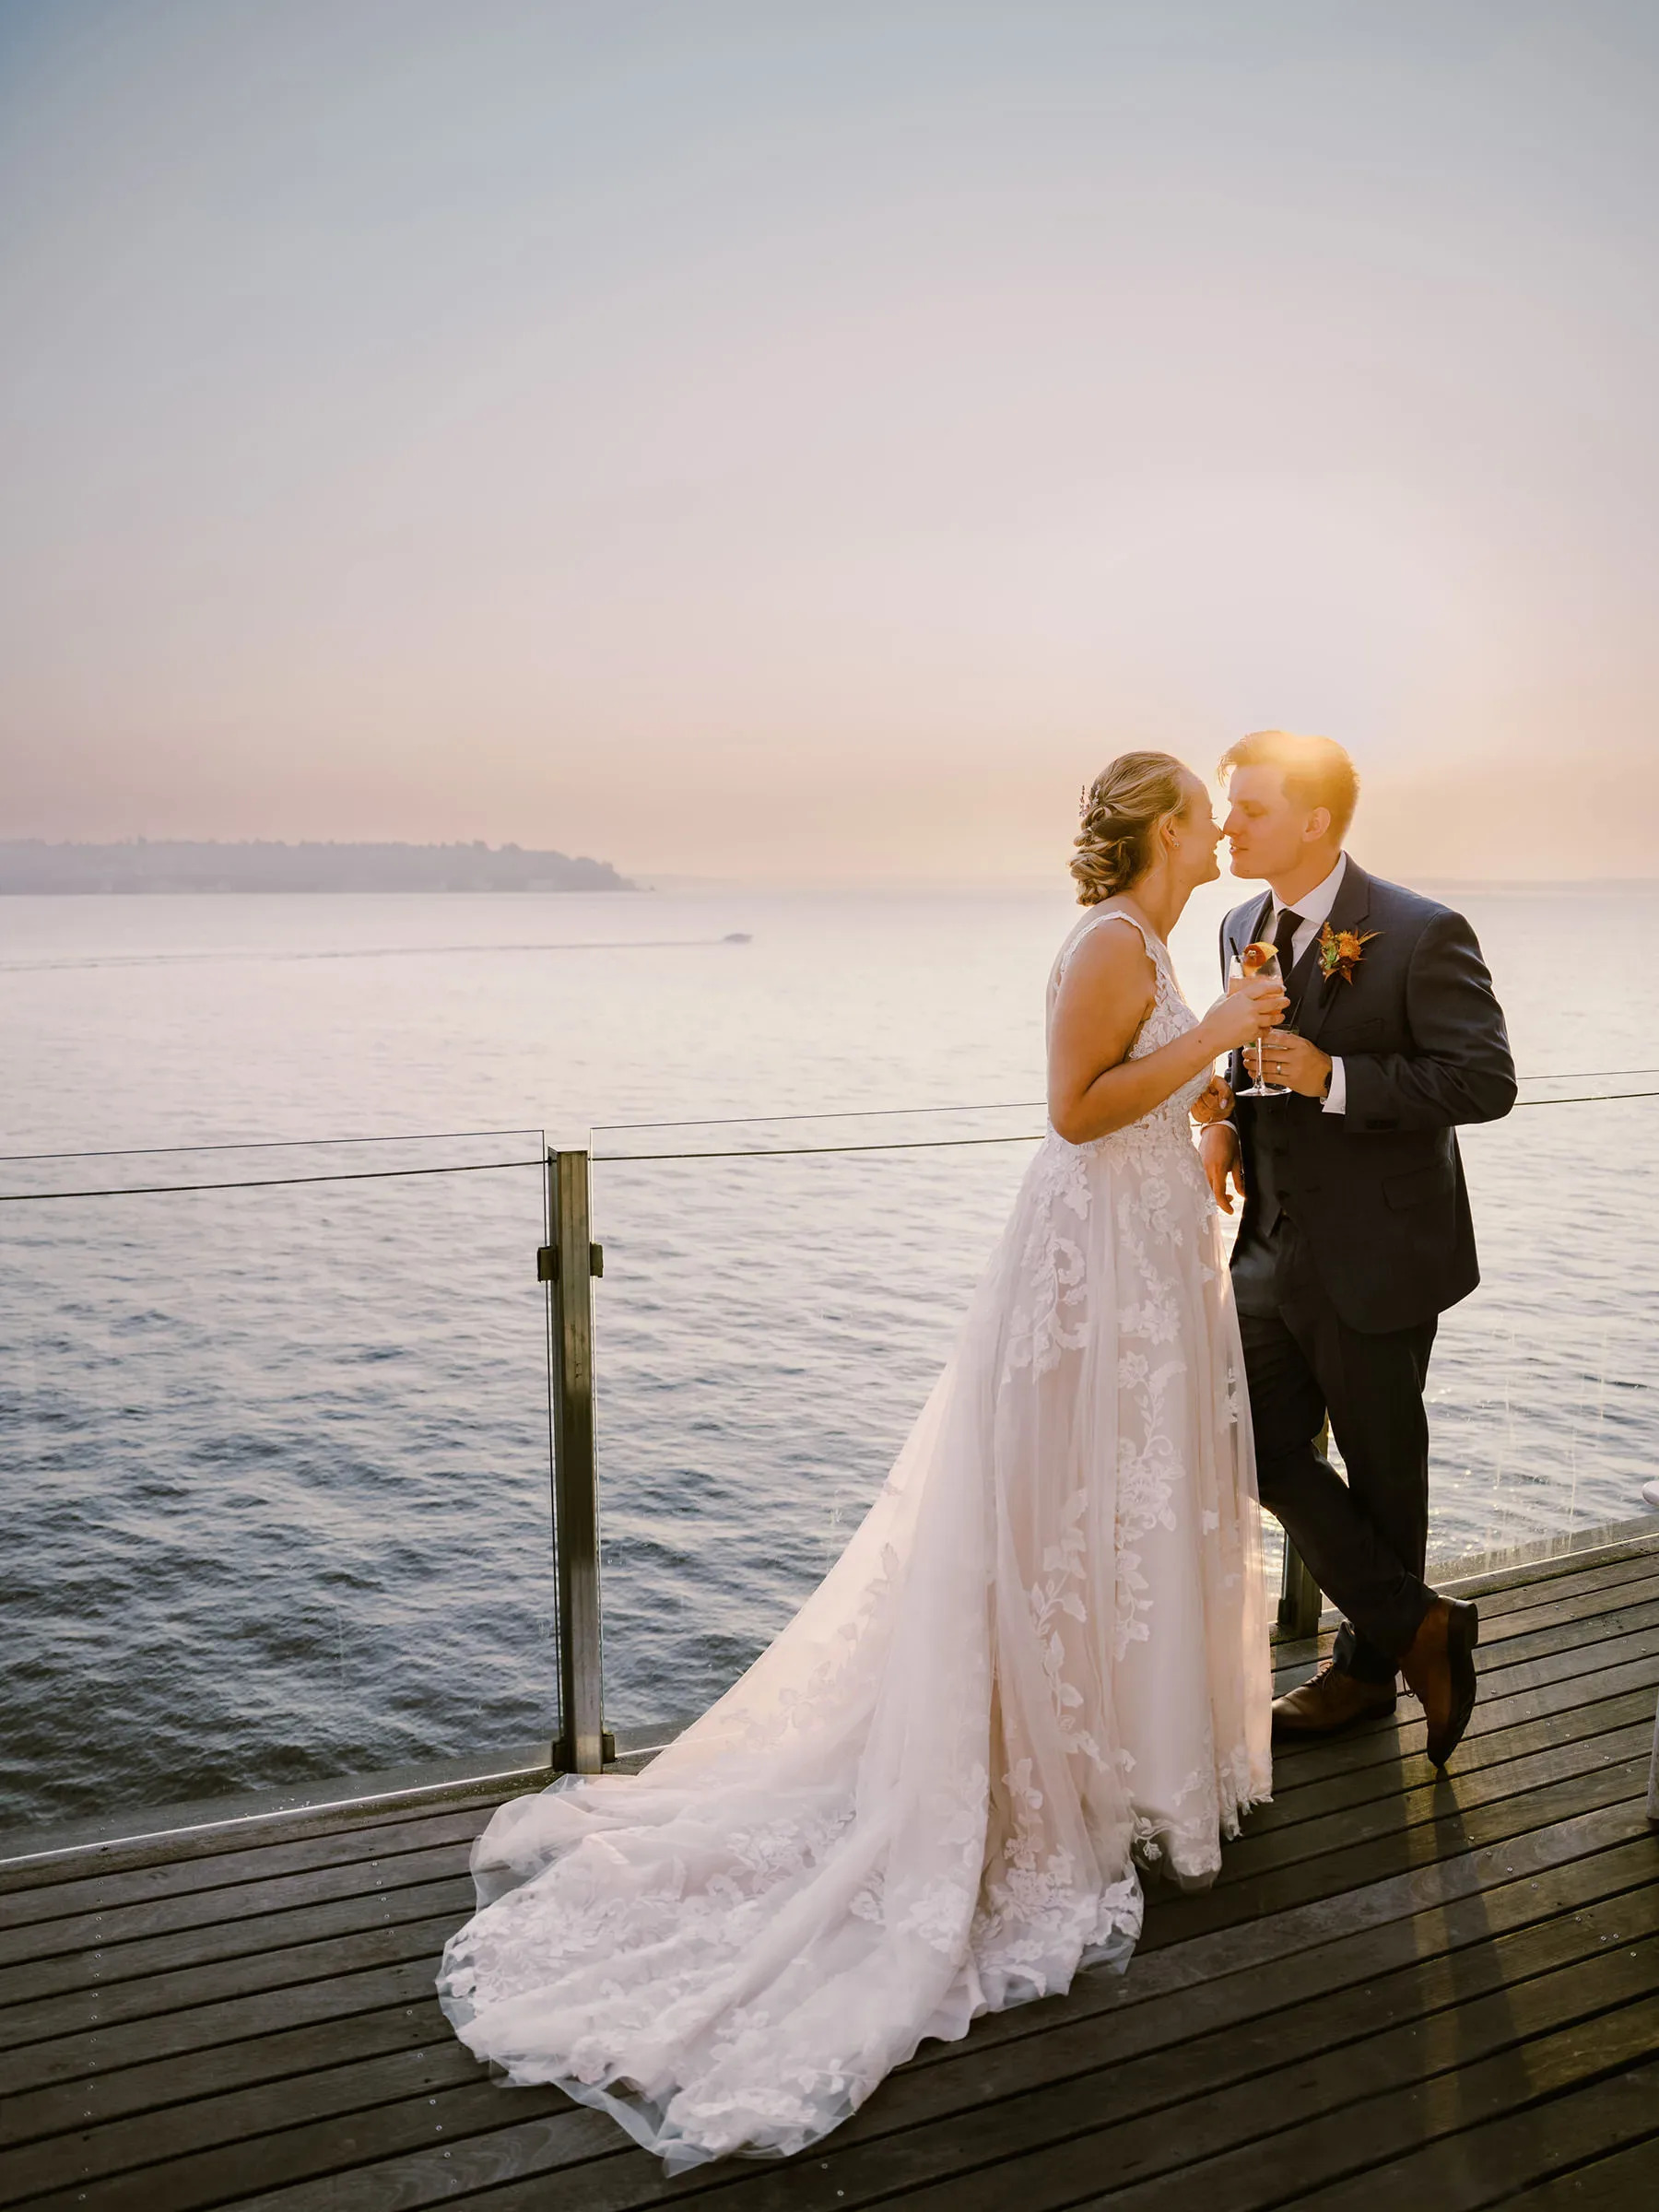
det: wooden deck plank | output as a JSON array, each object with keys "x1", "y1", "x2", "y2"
[
  {"x1": 1271, "y1": 1589, "x2": 1659, "y2": 1700},
  {"x1": 200, "y1": 1897, "x2": 1659, "y2": 2212},
  {"x1": 1439, "y1": 1528, "x2": 1659, "y2": 1602},
  {"x1": 298, "y1": 1973, "x2": 1659, "y2": 2212},
  {"x1": 1453, "y1": 1559, "x2": 1659, "y2": 1646},
  {"x1": 19, "y1": 1818, "x2": 1657, "y2": 2208},
  {"x1": 3, "y1": 1760, "x2": 1649, "y2": 2162},
  {"x1": 1253, "y1": 1685, "x2": 1659, "y2": 1840},
  {"x1": 1211, "y1": 1720, "x2": 1655, "y2": 1892},
  {"x1": 1273, "y1": 1555, "x2": 1659, "y2": 1658},
  {"x1": 1269, "y1": 1622, "x2": 1659, "y2": 1786},
  {"x1": 706, "y1": 1956, "x2": 1659, "y2": 2212},
  {"x1": 908, "y1": 1801, "x2": 1658, "y2": 2072},
  {"x1": 1272, "y1": 2059, "x2": 1659, "y2": 2212},
  {"x1": 0, "y1": 1805, "x2": 490, "y2": 1938},
  {"x1": 1451, "y1": 1546, "x2": 1659, "y2": 1620},
  {"x1": 0, "y1": 1995, "x2": 458, "y2": 2152},
  {"x1": 17, "y1": 2077, "x2": 592, "y2": 2212},
  {"x1": 0, "y1": 1874, "x2": 476, "y2": 2011},
  {"x1": 30, "y1": 1679, "x2": 1639, "y2": 2079},
  {"x1": 1256, "y1": 1669, "x2": 1656, "y2": 1827},
  {"x1": 0, "y1": 1956, "x2": 449, "y2": 2100},
  {"x1": 1, "y1": 1539, "x2": 1653, "y2": 2210},
  {"x1": 0, "y1": 1837, "x2": 476, "y2": 1970},
  {"x1": 0, "y1": 2038, "x2": 503, "y2": 2206},
  {"x1": 0, "y1": 1782, "x2": 524, "y2": 1900},
  {"x1": 1275, "y1": 1661, "x2": 1659, "y2": 1811},
  {"x1": 3, "y1": 1744, "x2": 1636, "y2": 2114},
  {"x1": 1144, "y1": 1752, "x2": 1653, "y2": 1952},
  {"x1": 1494, "y1": 2131, "x2": 1659, "y2": 2210},
  {"x1": 858, "y1": 1990, "x2": 1659, "y2": 2212},
  {"x1": 26, "y1": 1695, "x2": 1641, "y2": 2059},
  {"x1": 7, "y1": 1799, "x2": 1648, "y2": 2189},
  {"x1": 1265, "y1": 1658, "x2": 1659, "y2": 1818},
  {"x1": 0, "y1": 1909, "x2": 470, "y2": 2055}
]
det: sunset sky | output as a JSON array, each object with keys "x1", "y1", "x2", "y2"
[{"x1": 2, "y1": 1, "x2": 1655, "y2": 881}]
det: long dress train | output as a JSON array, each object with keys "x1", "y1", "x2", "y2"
[{"x1": 438, "y1": 908, "x2": 1272, "y2": 2170}]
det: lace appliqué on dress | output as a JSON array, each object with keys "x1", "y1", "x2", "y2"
[{"x1": 1006, "y1": 1140, "x2": 1091, "y2": 1379}]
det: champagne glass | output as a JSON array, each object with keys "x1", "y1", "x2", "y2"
[{"x1": 1230, "y1": 942, "x2": 1289, "y2": 1099}]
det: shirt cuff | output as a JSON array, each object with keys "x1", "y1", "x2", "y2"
[{"x1": 1321, "y1": 1055, "x2": 1347, "y2": 1115}]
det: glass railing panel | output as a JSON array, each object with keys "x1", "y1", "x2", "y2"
[
  {"x1": 0, "y1": 1135, "x2": 557, "y2": 1832},
  {"x1": 591, "y1": 1110, "x2": 1041, "y2": 1734},
  {"x1": 1427, "y1": 1088, "x2": 1655, "y2": 1571}
]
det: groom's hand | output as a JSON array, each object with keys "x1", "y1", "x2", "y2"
[
  {"x1": 1200, "y1": 1121, "x2": 1246, "y2": 1215},
  {"x1": 1258, "y1": 1031, "x2": 1335, "y2": 1100}
]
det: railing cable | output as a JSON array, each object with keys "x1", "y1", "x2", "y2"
[
  {"x1": 3, "y1": 1085, "x2": 1652, "y2": 1199},
  {"x1": 6, "y1": 1066, "x2": 1654, "y2": 1172},
  {"x1": 596, "y1": 1132, "x2": 1049, "y2": 1164},
  {"x1": 594, "y1": 1087, "x2": 1659, "y2": 1164},
  {"x1": 0, "y1": 1158, "x2": 545, "y2": 1206},
  {"x1": 0, "y1": 1127, "x2": 545, "y2": 1168},
  {"x1": 589, "y1": 1068, "x2": 1659, "y2": 1136},
  {"x1": 590, "y1": 1100, "x2": 1049, "y2": 1134}
]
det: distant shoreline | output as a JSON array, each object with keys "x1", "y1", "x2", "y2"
[
  {"x1": 1, "y1": 845, "x2": 1653, "y2": 897},
  {"x1": 0, "y1": 840, "x2": 636, "y2": 894}
]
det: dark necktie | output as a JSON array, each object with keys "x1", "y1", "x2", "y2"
[{"x1": 1273, "y1": 904, "x2": 1302, "y2": 983}]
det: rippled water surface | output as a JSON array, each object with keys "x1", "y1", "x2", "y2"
[{"x1": 3, "y1": 880, "x2": 1655, "y2": 1826}]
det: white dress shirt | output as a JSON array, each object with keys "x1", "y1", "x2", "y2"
[{"x1": 1266, "y1": 853, "x2": 1348, "y2": 1115}]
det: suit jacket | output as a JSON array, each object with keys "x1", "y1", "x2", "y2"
[{"x1": 1219, "y1": 860, "x2": 1516, "y2": 1335}]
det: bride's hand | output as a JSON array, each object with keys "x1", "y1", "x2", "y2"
[
  {"x1": 1205, "y1": 977, "x2": 1288, "y2": 1053},
  {"x1": 1190, "y1": 1074, "x2": 1234, "y2": 1126},
  {"x1": 1200, "y1": 1119, "x2": 1247, "y2": 1214}
]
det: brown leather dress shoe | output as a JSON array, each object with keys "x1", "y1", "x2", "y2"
[
  {"x1": 1400, "y1": 1595, "x2": 1480, "y2": 1770},
  {"x1": 1272, "y1": 1662, "x2": 1398, "y2": 1739}
]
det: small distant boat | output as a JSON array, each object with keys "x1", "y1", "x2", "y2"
[{"x1": 723, "y1": 932, "x2": 752, "y2": 944}]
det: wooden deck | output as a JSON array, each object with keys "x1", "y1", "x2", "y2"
[{"x1": 3, "y1": 1531, "x2": 1657, "y2": 2212}]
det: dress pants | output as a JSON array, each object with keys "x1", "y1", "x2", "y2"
[{"x1": 1233, "y1": 1215, "x2": 1437, "y2": 1684}]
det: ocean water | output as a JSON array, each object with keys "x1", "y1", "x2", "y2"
[{"x1": 3, "y1": 878, "x2": 1655, "y2": 1829}]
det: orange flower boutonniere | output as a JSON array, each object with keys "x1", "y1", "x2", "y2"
[{"x1": 1317, "y1": 921, "x2": 1380, "y2": 984}]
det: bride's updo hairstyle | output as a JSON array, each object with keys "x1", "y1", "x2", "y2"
[{"x1": 1071, "y1": 751, "x2": 1189, "y2": 905}]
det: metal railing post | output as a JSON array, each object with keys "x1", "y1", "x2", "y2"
[
  {"x1": 539, "y1": 1147, "x2": 608, "y2": 1774},
  {"x1": 1277, "y1": 1418, "x2": 1327, "y2": 1638},
  {"x1": 1278, "y1": 1536, "x2": 1322, "y2": 1639}
]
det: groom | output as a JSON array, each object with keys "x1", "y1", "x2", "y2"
[{"x1": 1201, "y1": 731, "x2": 1516, "y2": 1768}]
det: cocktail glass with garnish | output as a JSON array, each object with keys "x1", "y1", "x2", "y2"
[{"x1": 1230, "y1": 941, "x2": 1289, "y2": 1099}]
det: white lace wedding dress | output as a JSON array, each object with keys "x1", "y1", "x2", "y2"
[{"x1": 438, "y1": 908, "x2": 1272, "y2": 2171}]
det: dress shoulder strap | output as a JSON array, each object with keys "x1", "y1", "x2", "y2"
[{"x1": 1053, "y1": 906, "x2": 1165, "y2": 987}]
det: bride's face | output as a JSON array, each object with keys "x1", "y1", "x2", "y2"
[{"x1": 1167, "y1": 775, "x2": 1224, "y2": 889}]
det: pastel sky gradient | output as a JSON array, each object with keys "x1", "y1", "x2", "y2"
[{"x1": 2, "y1": 1, "x2": 1655, "y2": 880}]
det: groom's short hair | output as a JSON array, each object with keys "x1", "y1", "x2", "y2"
[{"x1": 1218, "y1": 730, "x2": 1359, "y2": 839}]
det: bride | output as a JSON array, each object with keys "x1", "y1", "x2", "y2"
[{"x1": 439, "y1": 751, "x2": 1286, "y2": 2171}]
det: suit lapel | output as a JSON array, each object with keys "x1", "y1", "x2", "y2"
[{"x1": 1296, "y1": 859, "x2": 1374, "y2": 1048}]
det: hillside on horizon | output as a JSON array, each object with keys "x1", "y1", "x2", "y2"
[{"x1": 0, "y1": 839, "x2": 635, "y2": 894}]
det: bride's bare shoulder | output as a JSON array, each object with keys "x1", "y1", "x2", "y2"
[{"x1": 1053, "y1": 907, "x2": 1158, "y2": 997}]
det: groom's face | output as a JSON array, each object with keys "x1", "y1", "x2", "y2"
[{"x1": 1223, "y1": 766, "x2": 1325, "y2": 880}]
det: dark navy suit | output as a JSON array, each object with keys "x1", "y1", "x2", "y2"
[{"x1": 1221, "y1": 860, "x2": 1515, "y2": 1681}]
